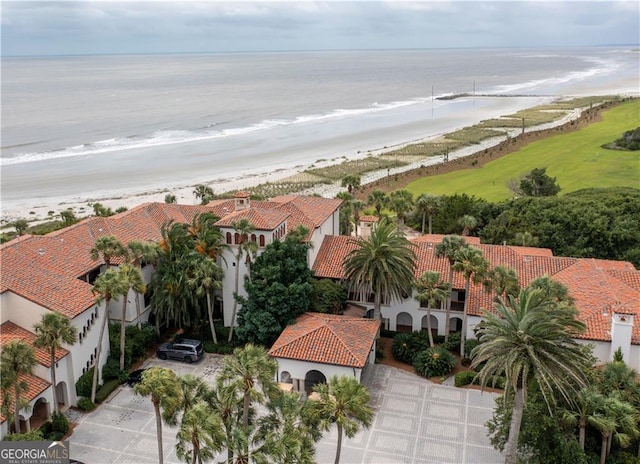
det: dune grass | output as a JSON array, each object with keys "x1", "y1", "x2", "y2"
[{"x1": 405, "y1": 99, "x2": 640, "y2": 202}]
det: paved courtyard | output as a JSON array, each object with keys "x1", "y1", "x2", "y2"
[{"x1": 68, "y1": 355, "x2": 503, "y2": 463}]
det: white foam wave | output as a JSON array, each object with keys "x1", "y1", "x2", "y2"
[
  {"x1": 488, "y1": 56, "x2": 619, "y2": 95},
  {"x1": 1, "y1": 97, "x2": 431, "y2": 166}
]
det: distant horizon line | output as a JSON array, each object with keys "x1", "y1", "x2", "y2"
[{"x1": 3, "y1": 43, "x2": 638, "y2": 59}]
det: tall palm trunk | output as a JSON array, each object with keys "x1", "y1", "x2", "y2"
[
  {"x1": 335, "y1": 422, "x2": 344, "y2": 464},
  {"x1": 460, "y1": 278, "x2": 471, "y2": 357},
  {"x1": 428, "y1": 214, "x2": 433, "y2": 235},
  {"x1": 191, "y1": 436, "x2": 199, "y2": 464},
  {"x1": 228, "y1": 253, "x2": 241, "y2": 342},
  {"x1": 50, "y1": 345, "x2": 58, "y2": 414},
  {"x1": 135, "y1": 287, "x2": 142, "y2": 329},
  {"x1": 242, "y1": 392, "x2": 250, "y2": 428},
  {"x1": 421, "y1": 213, "x2": 426, "y2": 234},
  {"x1": 425, "y1": 305, "x2": 435, "y2": 348},
  {"x1": 153, "y1": 398, "x2": 164, "y2": 464},
  {"x1": 444, "y1": 267, "x2": 454, "y2": 342},
  {"x1": 600, "y1": 434, "x2": 609, "y2": 464},
  {"x1": 206, "y1": 292, "x2": 217, "y2": 344},
  {"x1": 91, "y1": 299, "x2": 111, "y2": 403},
  {"x1": 373, "y1": 291, "x2": 382, "y2": 337},
  {"x1": 579, "y1": 417, "x2": 586, "y2": 449},
  {"x1": 120, "y1": 290, "x2": 129, "y2": 371},
  {"x1": 505, "y1": 386, "x2": 525, "y2": 464},
  {"x1": 13, "y1": 382, "x2": 21, "y2": 433}
]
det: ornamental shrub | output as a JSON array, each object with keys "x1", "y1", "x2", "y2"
[
  {"x1": 51, "y1": 412, "x2": 69, "y2": 436},
  {"x1": 413, "y1": 347, "x2": 456, "y2": 378},
  {"x1": 95, "y1": 379, "x2": 121, "y2": 403},
  {"x1": 3, "y1": 430, "x2": 43, "y2": 441},
  {"x1": 465, "y1": 338, "x2": 479, "y2": 358},
  {"x1": 75, "y1": 368, "x2": 94, "y2": 398},
  {"x1": 77, "y1": 398, "x2": 96, "y2": 411},
  {"x1": 408, "y1": 331, "x2": 431, "y2": 353},
  {"x1": 101, "y1": 358, "x2": 127, "y2": 383},
  {"x1": 441, "y1": 332, "x2": 461, "y2": 352},
  {"x1": 454, "y1": 370, "x2": 477, "y2": 387},
  {"x1": 392, "y1": 333, "x2": 415, "y2": 364}
]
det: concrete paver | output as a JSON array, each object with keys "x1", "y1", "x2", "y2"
[{"x1": 68, "y1": 355, "x2": 503, "y2": 463}]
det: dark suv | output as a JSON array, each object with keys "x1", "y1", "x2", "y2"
[{"x1": 156, "y1": 339, "x2": 204, "y2": 363}]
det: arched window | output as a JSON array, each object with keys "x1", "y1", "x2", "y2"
[
  {"x1": 226, "y1": 232, "x2": 232, "y2": 244},
  {"x1": 259, "y1": 235, "x2": 265, "y2": 247},
  {"x1": 251, "y1": 234, "x2": 257, "y2": 242},
  {"x1": 234, "y1": 233, "x2": 240, "y2": 244}
]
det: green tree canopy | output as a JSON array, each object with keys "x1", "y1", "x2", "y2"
[{"x1": 235, "y1": 236, "x2": 313, "y2": 346}]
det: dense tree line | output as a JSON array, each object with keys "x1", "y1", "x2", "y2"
[{"x1": 404, "y1": 188, "x2": 640, "y2": 268}]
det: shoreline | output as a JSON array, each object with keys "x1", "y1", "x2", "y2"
[{"x1": 1, "y1": 93, "x2": 637, "y2": 228}]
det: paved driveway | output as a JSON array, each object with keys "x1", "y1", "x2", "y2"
[{"x1": 68, "y1": 355, "x2": 503, "y2": 464}]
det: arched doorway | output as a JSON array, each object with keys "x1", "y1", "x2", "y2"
[
  {"x1": 280, "y1": 371, "x2": 292, "y2": 384},
  {"x1": 55, "y1": 382, "x2": 68, "y2": 411},
  {"x1": 304, "y1": 370, "x2": 326, "y2": 396},
  {"x1": 396, "y1": 312, "x2": 413, "y2": 333},
  {"x1": 421, "y1": 315, "x2": 438, "y2": 338},
  {"x1": 31, "y1": 397, "x2": 50, "y2": 430},
  {"x1": 449, "y1": 317, "x2": 463, "y2": 333}
]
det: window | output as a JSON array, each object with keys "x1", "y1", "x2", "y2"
[
  {"x1": 251, "y1": 234, "x2": 256, "y2": 242},
  {"x1": 234, "y1": 233, "x2": 240, "y2": 244},
  {"x1": 226, "y1": 232, "x2": 232, "y2": 244},
  {"x1": 259, "y1": 235, "x2": 265, "y2": 247}
]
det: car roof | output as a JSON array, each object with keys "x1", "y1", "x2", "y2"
[{"x1": 174, "y1": 338, "x2": 202, "y2": 346}]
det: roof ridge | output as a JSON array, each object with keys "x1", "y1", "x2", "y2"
[{"x1": 324, "y1": 319, "x2": 361, "y2": 366}]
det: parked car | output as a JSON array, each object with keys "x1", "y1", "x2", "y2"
[
  {"x1": 126, "y1": 368, "x2": 148, "y2": 387},
  {"x1": 156, "y1": 338, "x2": 204, "y2": 363}
]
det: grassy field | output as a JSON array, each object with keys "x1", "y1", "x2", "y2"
[{"x1": 405, "y1": 99, "x2": 640, "y2": 202}]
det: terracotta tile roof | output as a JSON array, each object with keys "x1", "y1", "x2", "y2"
[
  {"x1": 0, "y1": 372, "x2": 50, "y2": 424},
  {"x1": 508, "y1": 246, "x2": 553, "y2": 257},
  {"x1": 234, "y1": 191, "x2": 251, "y2": 198},
  {"x1": 0, "y1": 197, "x2": 340, "y2": 318},
  {"x1": 359, "y1": 215, "x2": 379, "y2": 223},
  {"x1": 214, "y1": 208, "x2": 290, "y2": 230},
  {"x1": 312, "y1": 235, "x2": 640, "y2": 343},
  {"x1": 269, "y1": 313, "x2": 379, "y2": 368},
  {"x1": 0, "y1": 322, "x2": 69, "y2": 368}
]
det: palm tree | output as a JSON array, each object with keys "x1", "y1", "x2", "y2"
[
  {"x1": 188, "y1": 254, "x2": 223, "y2": 344},
  {"x1": 341, "y1": 174, "x2": 361, "y2": 194},
  {"x1": 257, "y1": 390, "x2": 320, "y2": 463},
  {"x1": 453, "y1": 245, "x2": 489, "y2": 357},
  {"x1": 560, "y1": 386, "x2": 608, "y2": 450},
  {"x1": 126, "y1": 240, "x2": 159, "y2": 328},
  {"x1": 367, "y1": 190, "x2": 388, "y2": 217},
  {"x1": 33, "y1": 313, "x2": 77, "y2": 414},
  {"x1": 219, "y1": 344, "x2": 277, "y2": 429},
  {"x1": 206, "y1": 378, "x2": 243, "y2": 464},
  {"x1": 484, "y1": 265, "x2": 520, "y2": 300},
  {"x1": 0, "y1": 341, "x2": 36, "y2": 433},
  {"x1": 188, "y1": 212, "x2": 226, "y2": 262},
  {"x1": 164, "y1": 193, "x2": 177, "y2": 204},
  {"x1": 134, "y1": 367, "x2": 183, "y2": 464},
  {"x1": 388, "y1": 189, "x2": 414, "y2": 229},
  {"x1": 90, "y1": 235, "x2": 128, "y2": 267},
  {"x1": 12, "y1": 219, "x2": 28, "y2": 236},
  {"x1": 435, "y1": 235, "x2": 467, "y2": 342},
  {"x1": 193, "y1": 184, "x2": 214, "y2": 205},
  {"x1": 306, "y1": 375, "x2": 374, "y2": 464},
  {"x1": 178, "y1": 374, "x2": 211, "y2": 416},
  {"x1": 176, "y1": 401, "x2": 224, "y2": 464},
  {"x1": 91, "y1": 268, "x2": 129, "y2": 403},
  {"x1": 458, "y1": 214, "x2": 478, "y2": 236},
  {"x1": 228, "y1": 219, "x2": 257, "y2": 342},
  {"x1": 514, "y1": 231, "x2": 538, "y2": 247},
  {"x1": 414, "y1": 193, "x2": 440, "y2": 234},
  {"x1": 414, "y1": 271, "x2": 451, "y2": 347},
  {"x1": 117, "y1": 264, "x2": 146, "y2": 370},
  {"x1": 344, "y1": 219, "x2": 416, "y2": 328},
  {"x1": 471, "y1": 287, "x2": 591, "y2": 464},
  {"x1": 336, "y1": 192, "x2": 355, "y2": 236},
  {"x1": 528, "y1": 275, "x2": 573, "y2": 303}
]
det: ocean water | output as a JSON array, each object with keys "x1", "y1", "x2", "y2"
[{"x1": 1, "y1": 47, "x2": 638, "y2": 206}]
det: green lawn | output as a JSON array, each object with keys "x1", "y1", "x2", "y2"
[{"x1": 406, "y1": 100, "x2": 640, "y2": 202}]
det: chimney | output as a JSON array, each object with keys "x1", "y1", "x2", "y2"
[
  {"x1": 234, "y1": 191, "x2": 251, "y2": 211},
  {"x1": 610, "y1": 312, "x2": 634, "y2": 362}
]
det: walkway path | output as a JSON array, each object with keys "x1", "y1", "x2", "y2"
[{"x1": 68, "y1": 357, "x2": 502, "y2": 463}]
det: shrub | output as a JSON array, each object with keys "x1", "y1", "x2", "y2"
[
  {"x1": 77, "y1": 398, "x2": 96, "y2": 411},
  {"x1": 408, "y1": 331, "x2": 431, "y2": 353},
  {"x1": 441, "y1": 332, "x2": 461, "y2": 352},
  {"x1": 51, "y1": 412, "x2": 69, "y2": 436},
  {"x1": 455, "y1": 370, "x2": 477, "y2": 387},
  {"x1": 434, "y1": 335, "x2": 446, "y2": 344},
  {"x1": 101, "y1": 358, "x2": 127, "y2": 383},
  {"x1": 95, "y1": 379, "x2": 121, "y2": 403},
  {"x1": 202, "y1": 341, "x2": 235, "y2": 355},
  {"x1": 3, "y1": 430, "x2": 44, "y2": 441},
  {"x1": 127, "y1": 323, "x2": 157, "y2": 358},
  {"x1": 413, "y1": 347, "x2": 457, "y2": 378},
  {"x1": 310, "y1": 279, "x2": 347, "y2": 314},
  {"x1": 465, "y1": 338, "x2": 479, "y2": 358},
  {"x1": 380, "y1": 328, "x2": 396, "y2": 338},
  {"x1": 392, "y1": 333, "x2": 415, "y2": 364},
  {"x1": 75, "y1": 368, "x2": 94, "y2": 398},
  {"x1": 375, "y1": 339, "x2": 385, "y2": 361}
]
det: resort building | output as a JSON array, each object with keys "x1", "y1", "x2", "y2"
[{"x1": 1, "y1": 192, "x2": 639, "y2": 436}]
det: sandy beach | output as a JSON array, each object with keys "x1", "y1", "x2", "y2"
[{"x1": 1, "y1": 88, "x2": 638, "y2": 229}]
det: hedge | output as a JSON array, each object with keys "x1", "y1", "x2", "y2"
[
  {"x1": 95, "y1": 379, "x2": 121, "y2": 403},
  {"x1": 454, "y1": 370, "x2": 477, "y2": 387}
]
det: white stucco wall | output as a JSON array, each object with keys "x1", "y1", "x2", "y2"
[
  {"x1": 275, "y1": 358, "x2": 363, "y2": 395},
  {"x1": 0, "y1": 292, "x2": 49, "y2": 329}
]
